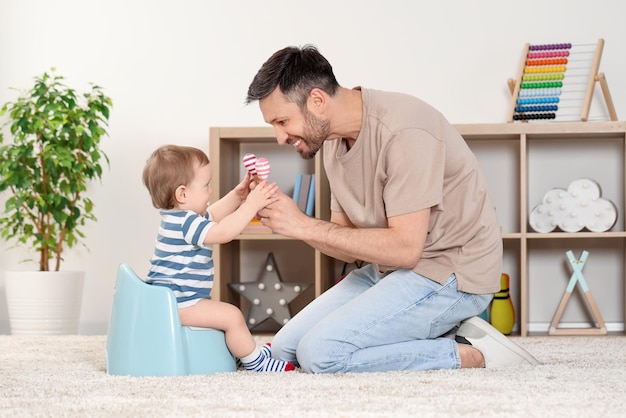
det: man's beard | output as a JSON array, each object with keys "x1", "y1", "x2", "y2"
[{"x1": 298, "y1": 108, "x2": 330, "y2": 160}]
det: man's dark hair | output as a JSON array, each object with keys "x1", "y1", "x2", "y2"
[{"x1": 246, "y1": 44, "x2": 339, "y2": 108}]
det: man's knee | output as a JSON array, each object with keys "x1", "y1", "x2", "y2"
[
  {"x1": 270, "y1": 330, "x2": 297, "y2": 364},
  {"x1": 296, "y1": 335, "x2": 345, "y2": 374}
]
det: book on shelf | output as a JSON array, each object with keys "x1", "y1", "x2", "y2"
[
  {"x1": 296, "y1": 174, "x2": 311, "y2": 212},
  {"x1": 292, "y1": 173, "x2": 315, "y2": 216},
  {"x1": 292, "y1": 173, "x2": 304, "y2": 205},
  {"x1": 305, "y1": 174, "x2": 315, "y2": 216}
]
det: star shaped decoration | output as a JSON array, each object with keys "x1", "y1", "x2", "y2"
[{"x1": 229, "y1": 252, "x2": 311, "y2": 330}]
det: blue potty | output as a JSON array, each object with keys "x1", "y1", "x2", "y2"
[{"x1": 105, "y1": 263, "x2": 236, "y2": 376}]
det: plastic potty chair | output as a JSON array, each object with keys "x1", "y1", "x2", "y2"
[{"x1": 105, "y1": 263, "x2": 236, "y2": 376}]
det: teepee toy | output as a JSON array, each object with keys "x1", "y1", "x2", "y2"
[{"x1": 549, "y1": 250, "x2": 607, "y2": 335}]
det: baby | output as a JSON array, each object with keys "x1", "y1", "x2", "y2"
[{"x1": 142, "y1": 144, "x2": 294, "y2": 372}]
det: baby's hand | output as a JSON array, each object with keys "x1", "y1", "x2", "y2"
[
  {"x1": 233, "y1": 174, "x2": 252, "y2": 201},
  {"x1": 246, "y1": 181, "x2": 278, "y2": 210}
]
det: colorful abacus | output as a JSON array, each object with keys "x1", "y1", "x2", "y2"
[{"x1": 507, "y1": 39, "x2": 617, "y2": 122}]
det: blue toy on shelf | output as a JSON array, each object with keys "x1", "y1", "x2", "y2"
[{"x1": 105, "y1": 263, "x2": 236, "y2": 376}]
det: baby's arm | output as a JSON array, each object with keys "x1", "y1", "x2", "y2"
[
  {"x1": 209, "y1": 175, "x2": 251, "y2": 222},
  {"x1": 205, "y1": 181, "x2": 278, "y2": 244}
]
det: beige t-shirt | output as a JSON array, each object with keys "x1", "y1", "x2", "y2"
[{"x1": 323, "y1": 87, "x2": 502, "y2": 294}]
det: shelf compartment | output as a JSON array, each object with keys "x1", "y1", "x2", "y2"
[
  {"x1": 458, "y1": 121, "x2": 626, "y2": 336},
  {"x1": 209, "y1": 127, "x2": 334, "y2": 323}
]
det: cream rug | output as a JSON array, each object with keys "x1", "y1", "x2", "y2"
[{"x1": 1, "y1": 335, "x2": 625, "y2": 417}]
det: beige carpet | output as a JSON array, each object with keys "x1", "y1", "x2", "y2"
[{"x1": 0, "y1": 334, "x2": 625, "y2": 417}]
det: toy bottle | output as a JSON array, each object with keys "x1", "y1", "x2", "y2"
[{"x1": 490, "y1": 273, "x2": 515, "y2": 335}]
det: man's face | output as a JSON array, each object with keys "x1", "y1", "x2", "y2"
[{"x1": 260, "y1": 88, "x2": 330, "y2": 160}]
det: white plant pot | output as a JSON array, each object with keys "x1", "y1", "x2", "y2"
[{"x1": 4, "y1": 270, "x2": 85, "y2": 335}]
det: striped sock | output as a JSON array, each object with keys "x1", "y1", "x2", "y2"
[
  {"x1": 240, "y1": 346, "x2": 295, "y2": 372},
  {"x1": 236, "y1": 343, "x2": 272, "y2": 369},
  {"x1": 260, "y1": 342, "x2": 272, "y2": 357}
]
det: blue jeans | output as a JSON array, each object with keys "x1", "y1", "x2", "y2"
[{"x1": 272, "y1": 263, "x2": 492, "y2": 373}]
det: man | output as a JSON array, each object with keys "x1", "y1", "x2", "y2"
[{"x1": 245, "y1": 44, "x2": 539, "y2": 373}]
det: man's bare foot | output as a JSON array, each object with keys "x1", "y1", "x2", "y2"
[
  {"x1": 458, "y1": 343, "x2": 485, "y2": 368},
  {"x1": 456, "y1": 317, "x2": 540, "y2": 368}
]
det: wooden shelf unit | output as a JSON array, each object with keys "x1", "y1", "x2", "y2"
[
  {"x1": 457, "y1": 121, "x2": 626, "y2": 336},
  {"x1": 210, "y1": 122, "x2": 626, "y2": 336}
]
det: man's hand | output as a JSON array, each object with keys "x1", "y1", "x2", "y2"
[{"x1": 256, "y1": 188, "x2": 308, "y2": 238}]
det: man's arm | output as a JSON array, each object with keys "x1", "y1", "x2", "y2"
[{"x1": 258, "y1": 189, "x2": 430, "y2": 268}]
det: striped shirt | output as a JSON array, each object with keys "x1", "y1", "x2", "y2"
[{"x1": 146, "y1": 209, "x2": 215, "y2": 308}]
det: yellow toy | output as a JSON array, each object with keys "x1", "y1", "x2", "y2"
[{"x1": 490, "y1": 273, "x2": 515, "y2": 335}]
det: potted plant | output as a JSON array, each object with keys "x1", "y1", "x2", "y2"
[{"x1": 0, "y1": 69, "x2": 112, "y2": 334}]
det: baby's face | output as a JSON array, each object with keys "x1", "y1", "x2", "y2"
[{"x1": 183, "y1": 162, "x2": 213, "y2": 215}]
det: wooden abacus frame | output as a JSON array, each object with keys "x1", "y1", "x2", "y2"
[{"x1": 507, "y1": 38, "x2": 617, "y2": 123}]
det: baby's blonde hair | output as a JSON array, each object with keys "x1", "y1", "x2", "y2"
[{"x1": 142, "y1": 144, "x2": 210, "y2": 209}]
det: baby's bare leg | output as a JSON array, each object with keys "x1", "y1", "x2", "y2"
[
  {"x1": 179, "y1": 299, "x2": 295, "y2": 372},
  {"x1": 178, "y1": 299, "x2": 255, "y2": 358}
]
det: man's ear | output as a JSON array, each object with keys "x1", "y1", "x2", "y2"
[
  {"x1": 308, "y1": 88, "x2": 327, "y2": 112},
  {"x1": 175, "y1": 185, "x2": 187, "y2": 204}
]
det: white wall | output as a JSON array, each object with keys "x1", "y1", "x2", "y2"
[{"x1": 1, "y1": 0, "x2": 625, "y2": 333}]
